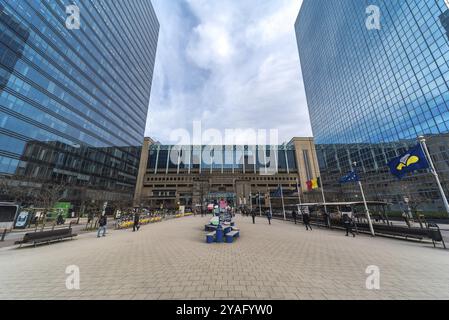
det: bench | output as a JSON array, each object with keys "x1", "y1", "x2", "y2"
[
  {"x1": 356, "y1": 223, "x2": 446, "y2": 248},
  {"x1": 15, "y1": 227, "x2": 78, "y2": 247},
  {"x1": 225, "y1": 230, "x2": 239, "y2": 243},
  {"x1": 205, "y1": 224, "x2": 218, "y2": 232},
  {"x1": 206, "y1": 231, "x2": 216, "y2": 243}
]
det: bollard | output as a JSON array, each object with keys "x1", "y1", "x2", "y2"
[{"x1": 1, "y1": 229, "x2": 7, "y2": 241}]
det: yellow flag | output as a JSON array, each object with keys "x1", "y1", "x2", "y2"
[{"x1": 311, "y1": 178, "x2": 318, "y2": 189}]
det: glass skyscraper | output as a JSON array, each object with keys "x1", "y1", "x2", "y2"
[
  {"x1": 0, "y1": 0, "x2": 159, "y2": 205},
  {"x1": 296, "y1": 0, "x2": 449, "y2": 213}
]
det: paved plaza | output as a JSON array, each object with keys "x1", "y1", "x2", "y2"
[{"x1": 0, "y1": 215, "x2": 448, "y2": 300}]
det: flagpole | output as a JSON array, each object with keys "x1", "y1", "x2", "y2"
[
  {"x1": 353, "y1": 162, "x2": 375, "y2": 236},
  {"x1": 249, "y1": 192, "x2": 253, "y2": 211},
  {"x1": 267, "y1": 186, "x2": 273, "y2": 217},
  {"x1": 296, "y1": 178, "x2": 302, "y2": 205},
  {"x1": 319, "y1": 177, "x2": 330, "y2": 227},
  {"x1": 249, "y1": 184, "x2": 252, "y2": 211},
  {"x1": 320, "y1": 178, "x2": 328, "y2": 214},
  {"x1": 280, "y1": 184, "x2": 286, "y2": 220},
  {"x1": 419, "y1": 136, "x2": 449, "y2": 216}
]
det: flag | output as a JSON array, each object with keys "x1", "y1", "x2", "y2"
[
  {"x1": 272, "y1": 186, "x2": 282, "y2": 197},
  {"x1": 306, "y1": 177, "x2": 321, "y2": 190},
  {"x1": 339, "y1": 171, "x2": 360, "y2": 184},
  {"x1": 388, "y1": 144, "x2": 430, "y2": 179},
  {"x1": 306, "y1": 180, "x2": 313, "y2": 191}
]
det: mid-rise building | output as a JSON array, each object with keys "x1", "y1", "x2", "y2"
[{"x1": 133, "y1": 137, "x2": 321, "y2": 209}]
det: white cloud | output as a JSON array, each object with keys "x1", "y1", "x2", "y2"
[{"x1": 147, "y1": 0, "x2": 311, "y2": 144}]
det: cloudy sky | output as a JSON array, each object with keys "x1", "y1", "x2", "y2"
[{"x1": 146, "y1": 0, "x2": 311, "y2": 145}]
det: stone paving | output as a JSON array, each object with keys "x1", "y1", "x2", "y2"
[{"x1": 0, "y1": 215, "x2": 448, "y2": 300}]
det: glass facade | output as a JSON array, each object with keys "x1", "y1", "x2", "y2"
[
  {"x1": 296, "y1": 0, "x2": 449, "y2": 212},
  {"x1": 0, "y1": 0, "x2": 159, "y2": 202},
  {"x1": 147, "y1": 145, "x2": 298, "y2": 175}
]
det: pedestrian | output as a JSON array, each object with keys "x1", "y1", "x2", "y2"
[
  {"x1": 56, "y1": 213, "x2": 65, "y2": 225},
  {"x1": 133, "y1": 212, "x2": 140, "y2": 232},
  {"x1": 266, "y1": 210, "x2": 272, "y2": 225},
  {"x1": 292, "y1": 209, "x2": 297, "y2": 224},
  {"x1": 402, "y1": 212, "x2": 411, "y2": 228},
  {"x1": 251, "y1": 210, "x2": 256, "y2": 224},
  {"x1": 303, "y1": 212, "x2": 312, "y2": 230},
  {"x1": 343, "y1": 214, "x2": 355, "y2": 237},
  {"x1": 323, "y1": 211, "x2": 331, "y2": 228},
  {"x1": 97, "y1": 214, "x2": 107, "y2": 237}
]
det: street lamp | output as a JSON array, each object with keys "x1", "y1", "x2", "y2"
[{"x1": 353, "y1": 161, "x2": 375, "y2": 236}]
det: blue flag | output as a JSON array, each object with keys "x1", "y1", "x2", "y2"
[
  {"x1": 271, "y1": 185, "x2": 282, "y2": 197},
  {"x1": 339, "y1": 171, "x2": 360, "y2": 184},
  {"x1": 388, "y1": 144, "x2": 429, "y2": 179}
]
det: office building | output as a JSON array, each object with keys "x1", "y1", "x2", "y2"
[
  {"x1": 0, "y1": 0, "x2": 159, "y2": 208},
  {"x1": 296, "y1": 0, "x2": 449, "y2": 212},
  {"x1": 133, "y1": 137, "x2": 321, "y2": 209}
]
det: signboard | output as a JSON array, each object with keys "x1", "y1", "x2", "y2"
[
  {"x1": 0, "y1": 203, "x2": 19, "y2": 229},
  {"x1": 54, "y1": 202, "x2": 71, "y2": 218}
]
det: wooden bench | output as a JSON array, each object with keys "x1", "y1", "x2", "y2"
[
  {"x1": 206, "y1": 231, "x2": 216, "y2": 243},
  {"x1": 225, "y1": 230, "x2": 239, "y2": 243},
  {"x1": 15, "y1": 227, "x2": 77, "y2": 247}
]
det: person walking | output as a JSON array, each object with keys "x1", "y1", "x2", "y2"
[
  {"x1": 303, "y1": 212, "x2": 312, "y2": 231},
  {"x1": 323, "y1": 211, "x2": 330, "y2": 228},
  {"x1": 266, "y1": 210, "x2": 272, "y2": 225},
  {"x1": 292, "y1": 209, "x2": 297, "y2": 224},
  {"x1": 133, "y1": 212, "x2": 140, "y2": 232},
  {"x1": 251, "y1": 209, "x2": 256, "y2": 224},
  {"x1": 343, "y1": 214, "x2": 355, "y2": 237},
  {"x1": 97, "y1": 214, "x2": 107, "y2": 238}
]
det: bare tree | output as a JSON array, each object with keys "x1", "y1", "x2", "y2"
[
  {"x1": 0, "y1": 175, "x2": 38, "y2": 205},
  {"x1": 32, "y1": 180, "x2": 69, "y2": 222}
]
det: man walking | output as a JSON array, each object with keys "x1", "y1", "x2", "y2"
[
  {"x1": 292, "y1": 209, "x2": 297, "y2": 224},
  {"x1": 303, "y1": 212, "x2": 312, "y2": 231},
  {"x1": 97, "y1": 214, "x2": 107, "y2": 237},
  {"x1": 251, "y1": 210, "x2": 256, "y2": 224},
  {"x1": 133, "y1": 212, "x2": 140, "y2": 232},
  {"x1": 266, "y1": 210, "x2": 272, "y2": 225},
  {"x1": 343, "y1": 214, "x2": 355, "y2": 237}
]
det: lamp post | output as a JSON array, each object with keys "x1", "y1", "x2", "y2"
[
  {"x1": 353, "y1": 162, "x2": 375, "y2": 236},
  {"x1": 418, "y1": 136, "x2": 449, "y2": 216}
]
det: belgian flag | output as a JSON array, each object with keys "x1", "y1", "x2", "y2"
[{"x1": 307, "y1": 177, "x2": 321, "y2": 190}]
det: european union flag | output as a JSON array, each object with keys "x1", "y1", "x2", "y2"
[
  {"x1": 339, "y1": 171, "x2": 360, "y2": 184},
  {"x1": 388, "y1": 144, "x2": 429, "y2": 179},
  {"x1": 271, "y1": 186, "x2": 282, "y2": 197}
]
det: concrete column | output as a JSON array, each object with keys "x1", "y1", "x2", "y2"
[
  {"x1": 133, "y1": 137, "x2": 153, "y2": 207},
  {"x1": 290, "y1": 137, "x2": 321, "y2": 192}
]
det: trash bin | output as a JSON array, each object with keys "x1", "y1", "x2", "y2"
[{"x1": 216, "y1": 225, "x2": 224, "y2": 243}]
